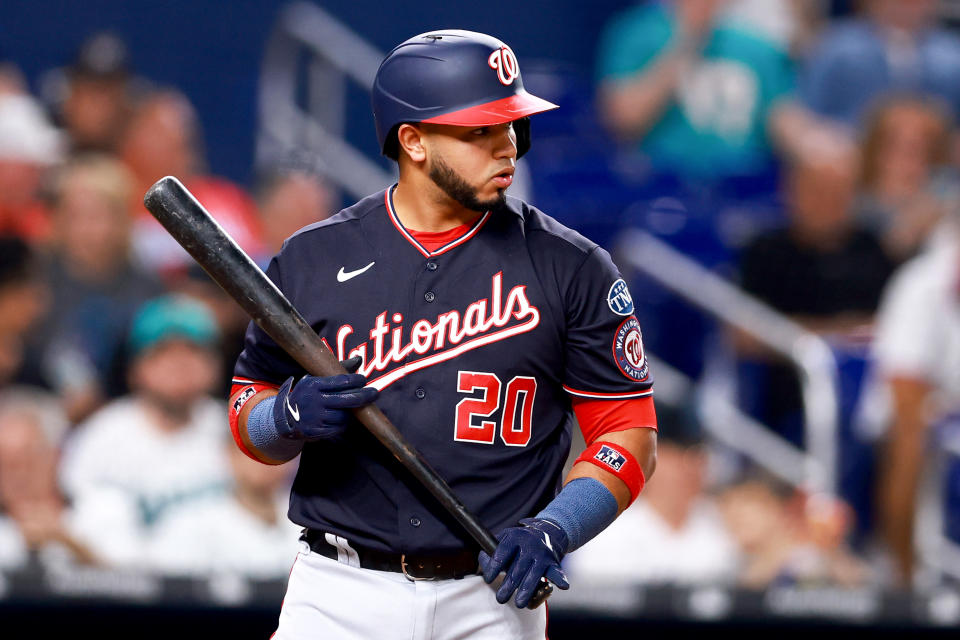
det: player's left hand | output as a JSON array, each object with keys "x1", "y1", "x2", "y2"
[
  {"x1": 272, "y1": 356, "x2": 378, "y2": 441},
  {"x1": 478, "y1": 517, "x2": 570, "y2": 608}
]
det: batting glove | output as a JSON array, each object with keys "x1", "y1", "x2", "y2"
[
  {"x1": 272, "y1": 356, "x2": 379, "y2": 441},
  {"x1": 479, "y1": 517, "x2": 570, "y2": 608}
]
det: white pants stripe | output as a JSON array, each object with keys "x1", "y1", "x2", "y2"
[
  {"x1": 325, "y1": 532, "x2": 361, "y2": 568},
  {"x1": 273, "y1": 540, "x2": 547, "y2": 640}
]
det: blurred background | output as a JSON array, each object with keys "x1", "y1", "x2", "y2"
[{"x1": 3, "y1": 0, "x2": 960, "y2": 636}]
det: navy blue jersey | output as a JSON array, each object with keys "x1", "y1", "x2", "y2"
[{"x1": 234, "y1": 186, "x2": 653, "y2": 554}]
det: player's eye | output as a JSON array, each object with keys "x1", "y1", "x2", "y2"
[{"x1": 472, "y1": 127, "x2": 489, "y2": 136}]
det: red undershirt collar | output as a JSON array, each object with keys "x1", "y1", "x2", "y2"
[
  {"x1": 384, "y1": 185, "x2": 490, "y2": 257},
  {"x1": 407, "y1": 222, "x2": 477, "y2": 252}
]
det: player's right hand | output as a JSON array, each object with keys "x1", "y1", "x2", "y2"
[
  {"x1": 272, "y1": 356, "x2": 379, "y2": 441},
  {"x1": 479, "y1": 517, "x2": 570, "y2": 608}
]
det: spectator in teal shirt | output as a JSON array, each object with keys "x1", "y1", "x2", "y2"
[{"x1": 596, "y1": 0, "x2": 799, "y2": 183}]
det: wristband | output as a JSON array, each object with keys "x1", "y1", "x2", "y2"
[
  {"x1": 574, "y1": 441, "x2": 645, "y2": 505},
  {"x1": 245, "y1": 396, "x2": 304, "y2": 462},
  {"x1": 535, "y1": 477, "x2": 619, "y2": 552}
]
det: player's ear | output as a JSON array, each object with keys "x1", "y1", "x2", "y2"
[{"x1": 396, "y1": 124, "x2": 426, "y2": 163}]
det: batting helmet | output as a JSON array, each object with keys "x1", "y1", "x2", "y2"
[{"x1": 372, "y1": 30, "x2": 558, "y2": 160}]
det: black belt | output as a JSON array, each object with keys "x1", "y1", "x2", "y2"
[{"x1": 302, "y1": 529, "x2": 480, "y2": 580}]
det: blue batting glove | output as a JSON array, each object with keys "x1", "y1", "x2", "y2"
[
  {"x1": 272, "y1": 356, "x2": 379, "y2": 441},
  {"x1": 478, "y1": 517, "x2": 570, "y2": 608}
]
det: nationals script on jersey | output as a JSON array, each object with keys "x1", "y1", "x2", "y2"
[
  {"x1": 233, "y1": 186, "x2": 653, "y2": 554},
  {"x1": 334, "y1": 270, "x2": 540, "y2": 390}
]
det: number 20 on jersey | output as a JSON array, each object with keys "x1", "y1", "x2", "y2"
[{"x1": 454, "y1": 371, "x2": 536, "y2": 446}]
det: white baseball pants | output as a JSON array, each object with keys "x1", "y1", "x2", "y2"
[{"x1": 272, "y1": 539, "x2": 548, "y2": 639}]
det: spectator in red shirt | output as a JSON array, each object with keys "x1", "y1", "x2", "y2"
[
  {"x1": 119, "y1": 89, "x2": 263, "y2": 280},
  {"x1": 254, "y1": 167, "x2": 337, "y2": 262}
]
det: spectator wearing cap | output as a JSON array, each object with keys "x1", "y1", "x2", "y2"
[
  {"x1": 0, "y1": 91, "x2": 63, "y2": 244},
  {"x1": 37, "y1": 153, "x2": 163, "y2": 423},
  {"x1": 564, "y1": 404, "x2": 739, "y2": 586},
  {"x1": 170, "y1": 263, "x2": 256, "y2": 401},
  {"x1": 43, "y1": 31, "x2": 144, "y2": 155},
  {"x1": 58, "y1": 294, "x2": 231, "y2": 569}
]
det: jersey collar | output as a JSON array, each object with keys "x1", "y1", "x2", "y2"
[{"x1": 385, "y1": 184, "x2": 490, "y2": 258}]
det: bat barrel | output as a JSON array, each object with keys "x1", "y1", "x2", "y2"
[{"x1": 144, "y1": 176, "x2": 316, "y2": 357}]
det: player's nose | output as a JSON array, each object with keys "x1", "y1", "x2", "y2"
[{"x1": 493, "y1": 123, "x2": 518, "y2": 160}]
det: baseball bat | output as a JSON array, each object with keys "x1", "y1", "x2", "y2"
[{"x1": 143, "y1": 176, "x2": 552, "y2": 608}]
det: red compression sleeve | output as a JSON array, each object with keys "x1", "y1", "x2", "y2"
[{"x1": 572, "y1": 395, "x2": 657, "y2": 445}]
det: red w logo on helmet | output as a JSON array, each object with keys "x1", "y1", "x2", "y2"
[{"x1": 488, "y1": 46, "x2": 520, "y2": 86}]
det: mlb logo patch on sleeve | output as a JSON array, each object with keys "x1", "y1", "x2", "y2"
[
  {"x1": 594, "y1": 445, "x2": 627, "y2": 472},
  {"x1": 233, "y1": 386, "x2": 257, "y2": 413}
]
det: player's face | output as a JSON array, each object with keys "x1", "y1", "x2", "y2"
[{"x1": 421, "y1": 122, "x2": 517, "y2": 213}]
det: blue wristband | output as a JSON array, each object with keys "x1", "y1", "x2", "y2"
[
  {"x1": 246, "y1": 395, "x2": 304, "y2": 461},
  {"x1": 535, "y1": 477, "x2": 619, "y2": 552}
]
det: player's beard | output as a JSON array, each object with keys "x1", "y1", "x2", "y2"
[{"x1": 428, "y1": 155, "x2": 508, "y2": 214}]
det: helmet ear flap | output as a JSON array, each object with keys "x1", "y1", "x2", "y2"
[
  {"x1": 383, "y1": 125, "x2": 401, "y2": 160},
  {"x1": 514, "y1": 117, "x2": 531, "y2": 159}
]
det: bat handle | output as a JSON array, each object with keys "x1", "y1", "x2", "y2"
[{"x1": 528, "y1": 580, "x2": 553, "y2": 609}]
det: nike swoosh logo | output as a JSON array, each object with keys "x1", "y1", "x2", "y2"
[
  {"x1": 285, "y1": 396, "x2": 300, "y2": 422},
  {"x1": 542, "y1": 532, "x2": 553, "y2": 553},
  {"x1": 337, "y1": 261, "x2": 376, "y2": 282}
]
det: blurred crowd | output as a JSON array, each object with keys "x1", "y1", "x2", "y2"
[
  {"x1": 0, "y1": 0, "x2": 959, "y2": 599},
  {"x1": 0, "y1": 30, "x2": 336, "y2": 580},
  {"x1": 568, "y1": 0, "x2": 960, "y2": 595}
]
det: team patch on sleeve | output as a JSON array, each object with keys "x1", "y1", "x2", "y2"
[
  {"x1": 607, "y1": 278, "x2": 634, "y2": 316},
  {"x1": 612, "y1": 316, "x2": 648, "y2": 381}
]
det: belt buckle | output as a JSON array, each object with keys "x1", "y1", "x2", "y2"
[{"x1": 400, "y1": 554, "x2": 434, "y2": 581}]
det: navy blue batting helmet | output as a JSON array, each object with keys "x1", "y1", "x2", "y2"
[{"x1": 372, "y1": 30, "x2": 558, "y2": 160}]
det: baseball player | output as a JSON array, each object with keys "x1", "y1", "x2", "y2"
[{"x1": 229, "y1": 30, "x2": 658, "y2": 639}]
